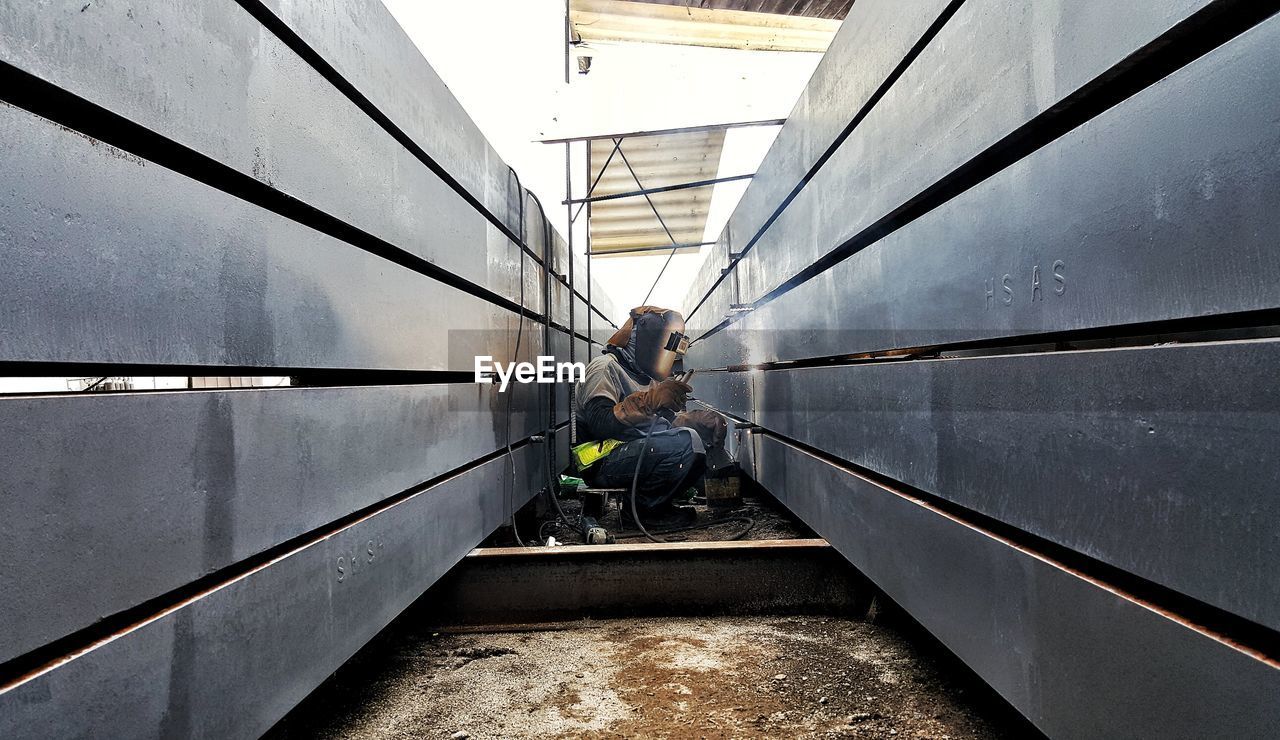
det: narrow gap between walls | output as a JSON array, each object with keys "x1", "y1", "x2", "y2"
[
  {"x1": 0, "y1": 368, "x2": 477, "y2": 397},
  {"x1": 0, "y1": 339, "x2": 607, "y2": 397}
]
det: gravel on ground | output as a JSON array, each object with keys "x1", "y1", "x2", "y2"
[{"x1": 268, "y1": 614, "x2": 1036, "y2": 739}]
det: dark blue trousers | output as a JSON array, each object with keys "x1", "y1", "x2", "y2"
[{"x1": 585, "y1": 428, "x2": 706, "y2": 512}]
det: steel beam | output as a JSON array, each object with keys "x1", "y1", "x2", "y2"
[
  {"x1": 588, "y1": 241, "x2": 714, "y2": 256},
  {"x1": 0, "y1": 446, "x2": 547, "y2": 739},
  {"x1": 563, "y1": 173, "x2": 754, "y2": 205},
  {"x1": 543, "y1": 226, "x2": 619, "y2": 332},
  {"x1": 551, "y1": 277, "x2": 617, "y2": 347},
  {"x1": 538, "y1": 118, "x2": 787, "y2": 144},
  {"x1": 570, "y1": 245, "x2": 621, "y2": 329},
  {"x1": 735, "y1": 427, "x2": 757, "y2": 479},
  {"x1": 694, "y1": 14, "x2": 1280, "y2": 366},
  {"x1": 0, "y1": 1, "x2": 613, "y2": 332},
  {"x1": 0, "y1": 0, "x2": 536, "y2": 305},
  {"x1": 741, "y1": 339, "x2": 1280, "y2": 631},
  {"x1": 248, "y1": 0, "x2": 620, "y2": 329},
  {"x1": 753, "y1": 434, "x2": 1280, "y2": 739},
  {"x1": 681, "y1": 231, "x2": 736, "y2": 339},
  {"x1": 0, "y1": 2, "x2": 612, "y2": 733},
  {"x1": 683, "y1": 0, "x2": 953, "y2": 321},
  {"x1": 689, "y1": 370, "x2": 754, "y2": 422},
  {"x1": 549, "y1": 329, "x2": 596, "y2": 425},
  {"x1": 0, "y1": 381, "x2": 547, "y2": 665},
  {"x1": 551, "y1": 271, "x2": 587, "y2": 334},
  {"x1": 524, "y1": 204, "x2": 616, "y2": 330},
  {"x1": 418, "y1": 539, "x2": 868, "y2": 626},
  {"x1": 247, "y1": 0, "x2": 521, "y2": 235},
  {"x1": 693, "y1": 0, "x2": 1220, "y2": 331},
  {"x1": 0, "y1": 102, "x2": 532, "y2": 371}
]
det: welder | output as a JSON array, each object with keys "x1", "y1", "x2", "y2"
[{"x1": 572, "y1": 306, "x2": 727, "y2": 527}]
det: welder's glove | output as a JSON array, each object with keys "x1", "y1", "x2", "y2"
[
  {"x1": 612, "y1": 392, "x2": 655, "y2": 427},
  {"x1": 648, "y1": 379, "x2": 692, "y2": 412},
  {"x1": 612, "y1": 379, "x2": 693, "y2": 426},
  {"x1": 674, "y1": 409, "x2": 728, "y2": 449}
]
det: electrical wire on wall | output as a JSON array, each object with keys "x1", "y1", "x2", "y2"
[
  {"x1": 503, "y1": 166, "x2": 529, "y2": 547},
  {"x1": 527, "y1": 189, "x2": 582, "y2": 538}
]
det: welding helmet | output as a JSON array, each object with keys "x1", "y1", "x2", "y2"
[{"x1": 608, "y1": 306, "x2": 689, "y2": 380}]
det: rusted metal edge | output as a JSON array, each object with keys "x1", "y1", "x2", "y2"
[
  {"x1": 413, "y1": 538, "x2": 869, "y2": 628},
  {"x1": 467, "y1": 537, "x2": 830, "y2": 558}
]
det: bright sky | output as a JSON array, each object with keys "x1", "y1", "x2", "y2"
[{"x1": 380, "y1": 0, "x2": 823, "y2": 316}]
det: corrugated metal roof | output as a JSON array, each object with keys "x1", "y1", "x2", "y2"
[
  {"x1": 587, "y1": 129, "x2": 727, "y2": 255},
  {"x1": 570, "y1": 0, "x2": 843, "y2": 52},
  {"x1": 619, "y1": 0, "x2": 854, "y2": 21}
]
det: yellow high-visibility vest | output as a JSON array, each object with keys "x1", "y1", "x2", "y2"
[{"x1": 571, "y1": 439, "x2": 623, "y2": 471}]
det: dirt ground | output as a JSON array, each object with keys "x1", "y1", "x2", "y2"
[{"x1": 268, "y1": 614, "x2": 1035, "y2": 739}]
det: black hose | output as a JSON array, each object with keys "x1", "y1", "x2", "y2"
[
  {"x1": 544, "y1": 459, "x2": 578, "y2": 537},
  {"x1": 504, "y1": 166, "x2": 528, "y2": 548},
  {"x1": 541, "y1": 208, "x2": 581, "y2": 539},
  {"x1": 613, "y1": 516, "x2": 755, "y2": 541},
  {"x1": 496, "y1": 175, "x2": 580, "y2": 545},
  {"x1": 627, "y1": 416, "x2": 665, "y2": 543},
  {"x1": 627, "y1": 417, "x2": 756, "y2": 543},
  {"x1": 521, "y1": 187, "x2": 579, "y2": 542},
  {"x1": 538, "y1": 518, "x2": 564, "y2": 543},
  {"x1": 544, "y1": 438, "x2": 577, "y2": 534}
]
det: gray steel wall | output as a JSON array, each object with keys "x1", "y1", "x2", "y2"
[
  {"x1": 0, "y1": 0, "x2": 608, "y2": 734},
  {"x1": 683, "y1": 1, "x2": 1280, "y2": 736}
]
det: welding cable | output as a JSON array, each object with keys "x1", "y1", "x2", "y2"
[
  {"x1": 526, "y1": 189, "x2": 581, "y2": 540},
  {"x1": 537, "y1": 519, "x2": 562, "y2": 542},
  {"x1": 509, "y1": 174, "x2": 583, "y2": 544},
  {"x1": 627, "y1": 416, "x2": 755, "y2": 543},
  {"x1": 530, "y1": 188, "x2": 576, "y2": 537},
  {"x1": 626, "y1": 416, "x2": 663, "y2": 542},
  {"x1": 504, "y1": 167, "x2": 529, "y2": 547},
  {"x1": 543, "y1": 454, "x2": 580, "y2": 541},
  {"x1": 613, "y1": 516, "x2": 754, "y2": 541}
]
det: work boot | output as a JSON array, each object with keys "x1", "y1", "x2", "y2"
[{"x1": 622, "y1": 503, "x2": 697, "y2": 529}]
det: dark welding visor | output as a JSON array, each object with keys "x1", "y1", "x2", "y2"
[{"x1": 632, "y1": 309, "x2": 686, "y2": 380}]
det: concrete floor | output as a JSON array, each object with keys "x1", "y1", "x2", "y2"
[{"x1": 269, "y1": 613, "x2": 1036, "y2": 739}]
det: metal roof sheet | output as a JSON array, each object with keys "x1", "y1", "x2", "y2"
[
  {"x1": 570, "y1": 0, "x2": 843, "y2": 53},
  {"x1": 587, "y1": 129, "x2": 727, "y2": 254}
]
